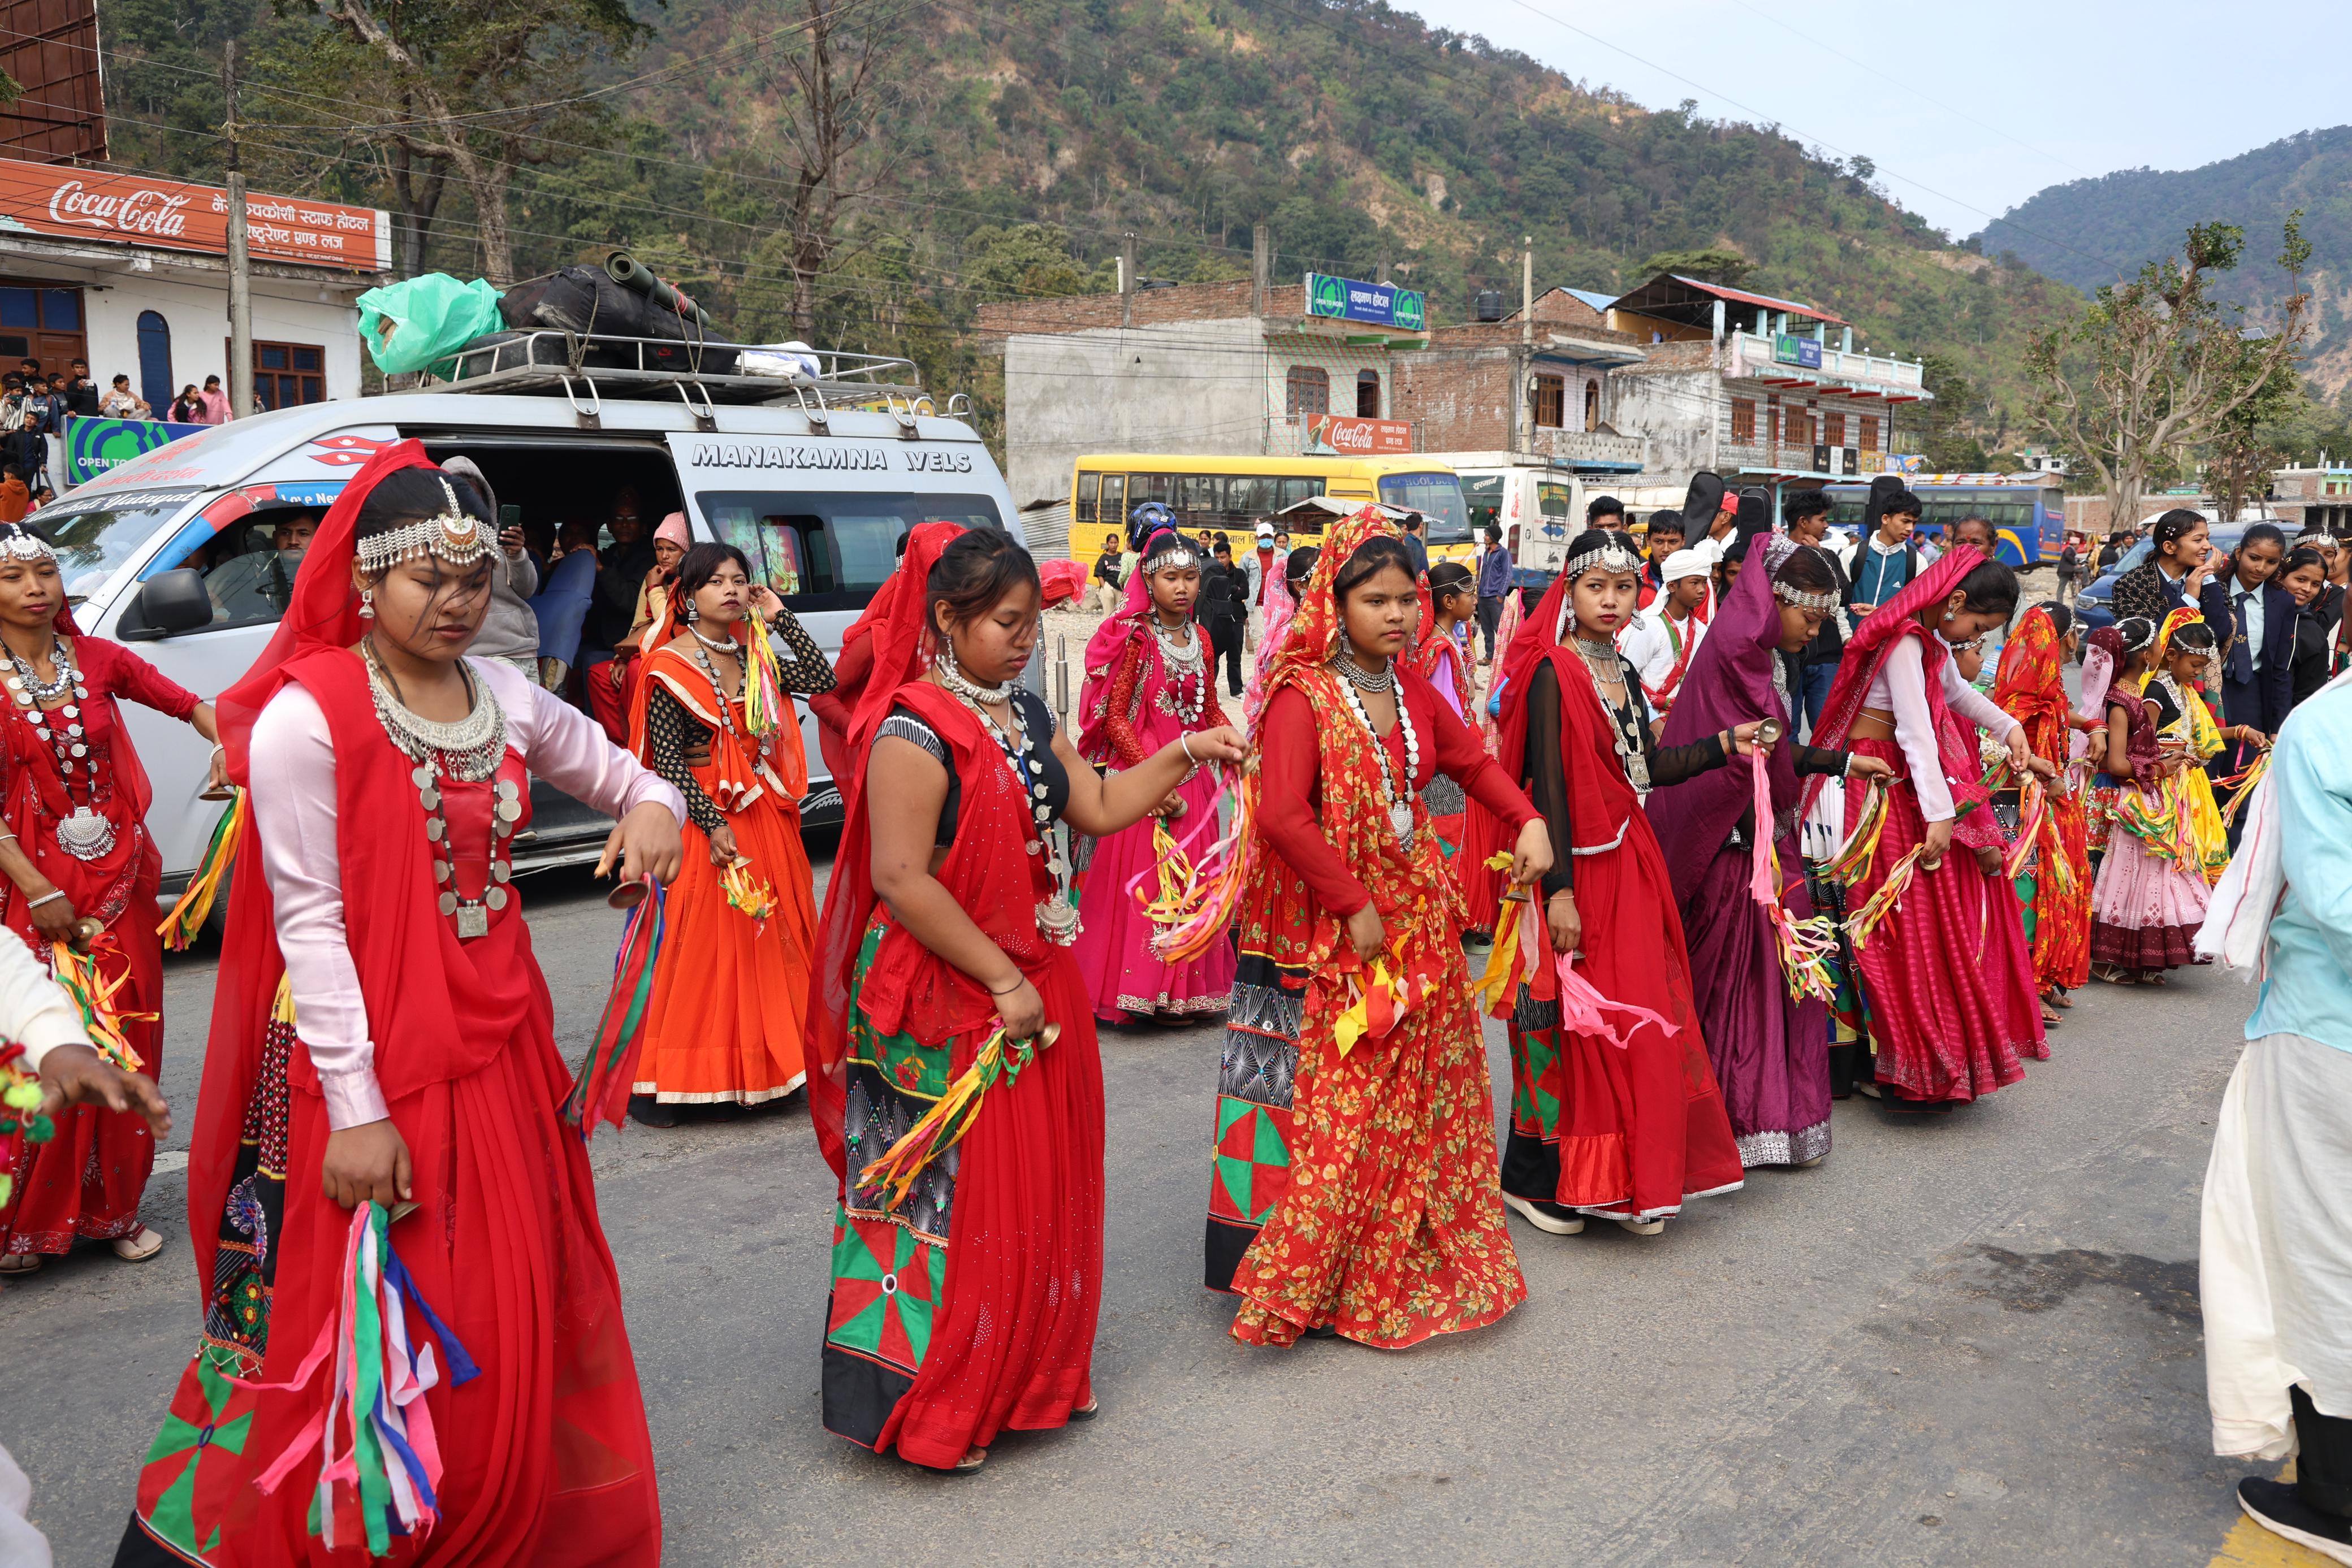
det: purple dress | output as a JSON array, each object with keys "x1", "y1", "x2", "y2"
[{"x1": 1646, "y1": 541, "x2": 1849, "y2": 1167}]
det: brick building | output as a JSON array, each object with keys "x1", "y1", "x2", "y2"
[{"x1": 1390, "y1": 285, "x2": 1648, "y2": 475}]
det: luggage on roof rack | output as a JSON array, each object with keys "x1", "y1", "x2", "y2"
[{"x1": 397, "y1": 330, "x2": 932, "y2": 419}]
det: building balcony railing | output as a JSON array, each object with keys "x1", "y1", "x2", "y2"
[
  {"x1": 1726, "y1": 331, "x2": 1927, "y2": 400},
  {"x1": 1528, "y1": 426, "x2": 1649, "y2": 470}
]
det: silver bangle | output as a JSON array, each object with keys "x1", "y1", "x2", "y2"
[
  {"x1": 25, "y1": 889, "x2": 65, "y2": 908},
  {"x1": 1179, "y1": 733, "x2": 1197, "y2": 765}
]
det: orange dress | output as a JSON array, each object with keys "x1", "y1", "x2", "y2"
[{"x1": 628, "y1": 641, "x2": 818, "y2": 1104}]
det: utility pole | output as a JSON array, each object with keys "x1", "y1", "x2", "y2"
[
  {"x1": 223, "y1": 39, "x2": 254, "y2": 419},
  {"x1": 1251, "y1": 223, "x2": 1270, "y2": 319},
  {"x1": 1378, "y1": 237, "x2": 1391, "y2": 286},
  {"x1": 1520, "y1": 235, "x2": 1533, "y2": 346},
  {"x1": 1119, "y1": 232, "x2": 1137, "y2": 329}
]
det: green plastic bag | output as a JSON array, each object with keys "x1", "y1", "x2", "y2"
[{"x1": 355, "y1": 275, "x2": 506, "y2": 376}]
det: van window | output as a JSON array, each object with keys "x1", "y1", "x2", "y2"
[
  {"x1": 697, "y1": 490, "x2": 1006, "y2": 614},
  {"x1": 1377, "y1": 472, "x2": 1471, "y2": 543},
  {"x1": 40, "y1": 488, "x2": 203, "y2": 601},
  {"x1": 1463, "y1": 475, "x2": 1504, "y2": 537}
]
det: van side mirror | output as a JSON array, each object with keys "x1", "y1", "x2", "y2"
[{"x1": 119, "y1": 569, "x2": 213, "y2": 641}]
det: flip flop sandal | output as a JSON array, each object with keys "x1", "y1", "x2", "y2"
[
  {"x1": 1070, "y1": 1399, "x2": 1100, "y2": 1422},
  {"x1": 113, "y1": 1226, "x2": 165, "y2": 1262},
  {"x1": 0, "y1": 1254, "x2": 41, "y2": 1276},
  {"x1": 951, "y1": 1448, "x2": 988, "y2": 1474},
  {"x1": 2040, "y1": 1007, "x2": 2063, "y2": 1027}
]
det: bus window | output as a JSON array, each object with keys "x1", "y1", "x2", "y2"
[
  {"x1": 1176, "y1": 474, "x2": 1223, "y2": 519},
  {"x1": 1134, "y1": 474, "x2": 1174, "y2": 507},
  {"x1": 1276, "y1": 477, "x2": 1323, "y2": 510},
  {"x1": 1076, "y1": 470, "x2": 1100, "y2": 525},
  {"x1": 1228, "y1": 475, "x2": 1279, "y2": 517},
  {"x1": 1378, "y1": 471, "x2": 1472, "y2": 543},
  {"x1": 1463, "y1": 475, "x2": 1504, "y2": 536},
  {"x1": 1537, "y1": 482, "x2": 1576, "y2": 517},
  {"x1": 1101, "y1": 474, "x2": 1127, "y2": 531}
]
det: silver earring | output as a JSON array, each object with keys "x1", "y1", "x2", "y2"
[
  {"x1": 683, "y1": 600, "x2": 698, "y2": 623},
  {"x1": 359, "y1": 588, "x2": 375, "y2": 620}
]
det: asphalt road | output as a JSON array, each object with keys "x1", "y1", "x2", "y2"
[{"x1": 1, "y1": 852, "x2": 2287, "y2": 1567}]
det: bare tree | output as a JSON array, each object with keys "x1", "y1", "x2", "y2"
[
  {"x1": 2027, "y1": 216, "x2": 2313, "y2": 532},
  {"x1": 760, "y1": 0, "x2": 910, "y2": 340}
]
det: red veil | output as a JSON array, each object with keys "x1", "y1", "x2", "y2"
[
  {"x1": 179, "y1": 439, "x2": 661, "y2": 1560},
  {"x1": 1797, "y1": 543, "x2": 1987, "y2": 824},
  {"x1": 805, "y1": 520, "x2": 967, "y2": 1177}
]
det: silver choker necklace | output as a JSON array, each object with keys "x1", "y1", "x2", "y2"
[
  {"x1": 689, "y1": 623, "x2": 741, "y2": 655},
  {"x1": 363, "y1": 641, "x2": 508, "y2": 782},
  {"x1": 1330, "y1": 651, "x2": 1395, "y2": 694},
  {"x1": 936, "y1": 646, "x2": 1013, "y2": 705}
]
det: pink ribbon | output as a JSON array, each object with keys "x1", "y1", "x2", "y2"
[{"x1": 1554, "y1": 955, "x2": 1680, "y2": 1049}]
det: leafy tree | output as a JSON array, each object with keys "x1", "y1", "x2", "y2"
[
  {"x1": 1633, "y1": 246, "x2": 1753, "y2": 287},
  {"x1": 2028, "y1": 217, "x2": 2313, "y2": 534}
]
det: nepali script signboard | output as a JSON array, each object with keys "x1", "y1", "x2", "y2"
[
  {"x1": 0, "y1": 155, "x2": 392, "y2": 271},
  {"x1": 1302, "y1": 272, "x2": 1427, "y2": 333}
]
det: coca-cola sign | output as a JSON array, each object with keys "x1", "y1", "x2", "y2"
[
  {"x1": 1303, "y1": 413, "x2": 1415, "y2": 456},
  {"x1": 0, "y1": 155, "x2": 390, "y2": 271}
]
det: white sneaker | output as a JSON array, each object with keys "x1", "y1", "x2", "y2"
[{"x1": 1502, "y1": 1192, "x2": 1585, "y2": 1235}]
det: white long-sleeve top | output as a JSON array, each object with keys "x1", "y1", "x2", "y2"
[
  {"x1": 249, "y1": 656, "x2": 684, "y2": 1130},
  {"x1": 1864, "y1": 635, "x2": 2021, "y2": 822},
  {"x1": 2, "y1": 929, "x2": 100, "y2": 1072}
]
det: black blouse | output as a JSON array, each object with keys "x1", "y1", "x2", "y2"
[
  {"x1": 643, "y1": 608, "x2": 837, "y2": 835},
  {"x1": 879, "y1": 688, "x2": 1069, "y2": 847}
]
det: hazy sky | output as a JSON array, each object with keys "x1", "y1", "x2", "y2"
[{"x1": 1391, "y1": 0, "x2": 2352, "y2": 241}]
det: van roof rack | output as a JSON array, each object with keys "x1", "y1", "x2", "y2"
[{"x1": 395, "y1": 331, "x2": 934, "y2": 423}]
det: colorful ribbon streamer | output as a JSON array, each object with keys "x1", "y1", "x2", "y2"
[
  {"x1": 1551, "y1": 954, "x2": 1681, "y2": 1049},
  {"x1": 719, "y1": 857, "x2": 778, "y2": 932},
  {"x1": 0, "y1": 1041, "x2": 57, "y2": 1210},
  {"x1": 1821, "y1": 777, "x2": 1892, "y2": 886},
  {"x1": 157, "y1": 789, "x2": 249, "y2": 951},
  {"x1": 1742, "y1": 748, "x2": 1841, "y2": 1003},
  {"x1": 561, "y1": 876, "x2": 667, "y2": 1138},
  {"x1": 233, "y1": 1202, "x2": 478, "y2": 1557},
  {"x1": 1332, "y1": 945, "x2": 1435, "y2": 1058},
  {"x1": 2218, "y1": 747, "x2": 2272, "y2": 830},
  {"x1": 741, "y1": 613, "x2": 789, "y2": 738},
  {"x1": 858, "y1": 1023, "x2": 1060, "y2": 1210},
  {"x1": 50, "y1": 937, "x2": 150, "y2": 1072},
  {"x1": 1144, "y1": 763, "x2": 1258, "y2": 965},
  {"x1": 1844, "y1": 843, "x2": 1927, "y2": 951}
]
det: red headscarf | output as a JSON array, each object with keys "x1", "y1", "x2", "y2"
[
  {"x1": 1797, "y1": 543, "x2": 1986, "y2": 822},
  {"x1": 810, "y1": 522, "x2": 967, "y2": 783},
  {"x1": 1077, "y1": 527, "x2": 1194, "y2": 759}
]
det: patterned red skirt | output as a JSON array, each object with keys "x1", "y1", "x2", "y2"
[{"x1": 1844, "y1": 738, "x2": 2044, "y2": 1106}]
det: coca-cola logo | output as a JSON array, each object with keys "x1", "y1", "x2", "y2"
[{"x1": 46, "y1": 180, "x2": 193, "y2": 240}]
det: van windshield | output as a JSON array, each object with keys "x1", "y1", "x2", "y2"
[
  {"x1": 32, "y1": 488, "x2": 202, "y2": 601},
  {"x1": 697, "y1": 490, "x2": 1006, "y2": 614},
  {"x1": 1377, "y1": 473, "x2": 1471, "y2": 543}
]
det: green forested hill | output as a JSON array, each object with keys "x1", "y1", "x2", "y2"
[
  {"x1": 97, "y1": 0, "x2": 2078, "y2": 452},
  {"x1": 1979, "y1": 128, "x2": 2352, "y2": 400}
]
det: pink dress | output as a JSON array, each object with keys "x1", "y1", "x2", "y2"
[{"x1": 1071, "y1": 621, "x2": 1235, "y2": 1021}]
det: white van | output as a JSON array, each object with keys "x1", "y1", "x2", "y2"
[
  {"x1": 1432, "y1": 453, "x2": 1585, "y2": 582},
  {"x1": 45, "y1": 339, "x2": 1021, "y2": 895}
]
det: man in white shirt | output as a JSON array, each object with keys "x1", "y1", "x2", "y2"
[{"x1": 1619, "y1": 547, "x2": 1711, "y2": 717}]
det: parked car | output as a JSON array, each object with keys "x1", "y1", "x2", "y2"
[{"x1": 42, "y1": 336, "x2": 1020, "y2": 898}]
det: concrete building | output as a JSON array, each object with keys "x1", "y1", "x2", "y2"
[
  {"x1": 2267, "y1": 464, "x2": 2352, "y2": 534},
  {"x1": 1597, "y1": 273, "x2": 1929, "y2": 500},
  {"x1": 0, "y1": 155, "x2": 388, "y2": 491}
]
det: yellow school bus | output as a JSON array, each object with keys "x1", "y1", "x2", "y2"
[{"x1": 1066, "y1": 453, "x2": 1474, "y2": 564}]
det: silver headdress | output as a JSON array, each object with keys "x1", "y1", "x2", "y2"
[
  {"x1": 1142, "y1": 535, "x2": 1199, "y2": 574},
  {"x1": 1772, "y1": 581, "x2": 1839, "y2": 612},
  {"x1": 1762, "y1": 537, "x2": 1838, "y2": 611},
  {"x1": 1560, "y1": 539, "x2": 1642, "y2": 583},
  {"x1": 0, "y1": 524, "x2": 55, "y2": 565},
  {"x1": 354, "y1": 478, "x2": 491, "y2": 574}
]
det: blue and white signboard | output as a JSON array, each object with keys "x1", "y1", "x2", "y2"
[{"x1": 1303, "y1": 272, "x2": 1427, "y2": 332}]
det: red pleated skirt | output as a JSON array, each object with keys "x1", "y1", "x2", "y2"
[{"x1": 1844, "y1": 737, "x2": 2044, "y2": 1105}]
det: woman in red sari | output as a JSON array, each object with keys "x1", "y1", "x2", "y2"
[
  {"x1": 1800, "y1": 545, "x2": 2050, "y2": 1110},
  {"x1": 1205, "y1": 509, "x2": 1551, "y2": 1346},
  {"x1": 1494, "y1": 530, "x2": 1756, "y2": 1237},
  {"x1": 117, "y1": 444, "x2": 684, "y2": 1565},
  {"x1": 0, "y1": 521, "x2": 224, "y2": 1274},
  {"x1": 811, "y1": 525, "x2": 1243, "y2": 1472},
  {"x1": 623, "y1": 541, "x2": 834, "y2": 1123}
]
